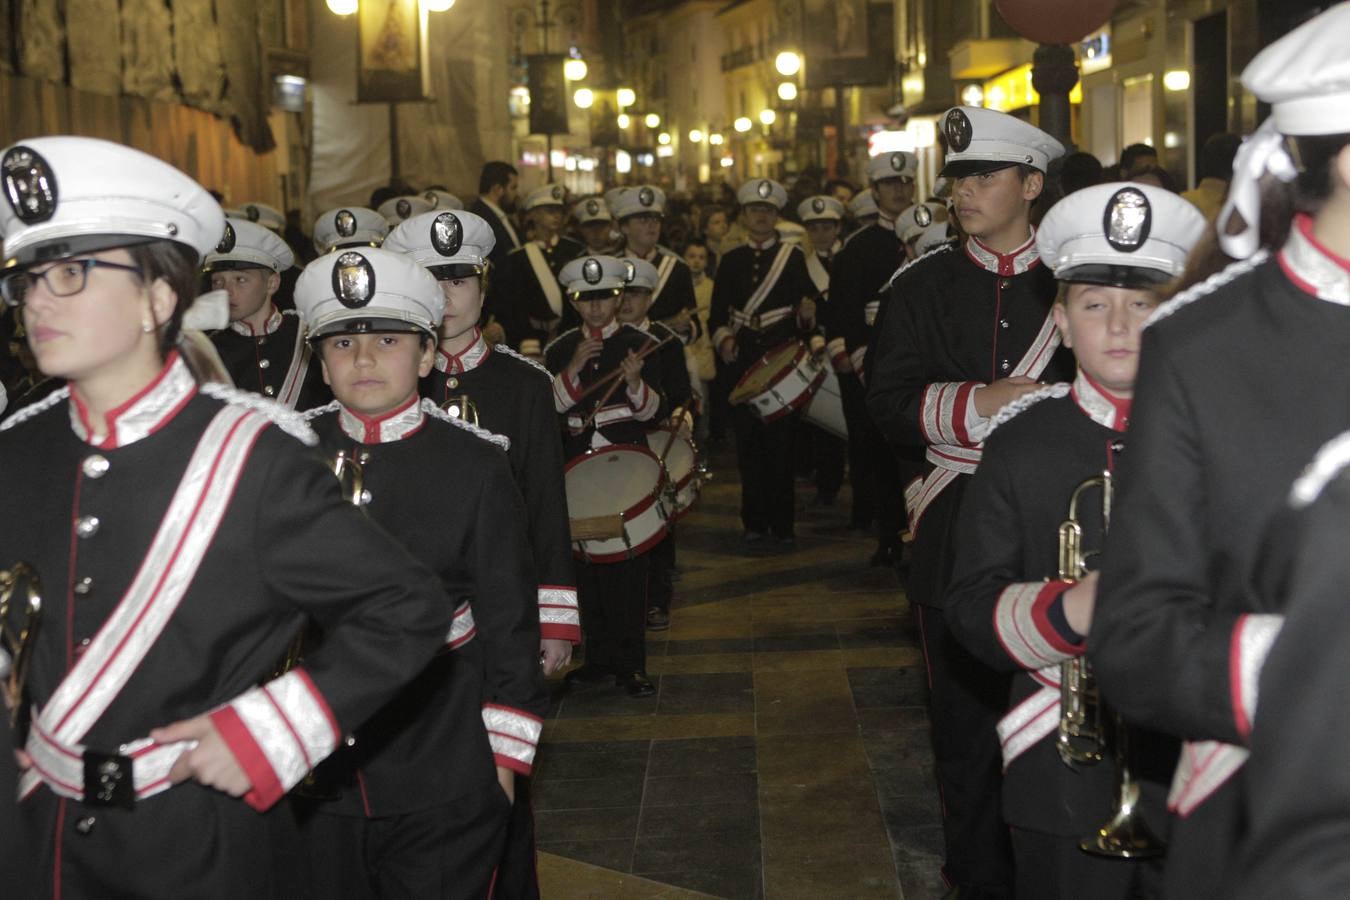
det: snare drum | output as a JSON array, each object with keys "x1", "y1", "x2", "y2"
[
  {"x1": 727, "y1": 342, "x2": 826, "y2": 423},
  {"x1": 646, "y1": 425, "x2": 701, "y2": 521},
  {"x1": 564, "y1": 444, "x2": 669, "y2": 563},
  {"x1": 802, "y1": 364, "x2": 848, "y2": 440}
]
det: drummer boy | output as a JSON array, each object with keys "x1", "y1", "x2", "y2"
[{"x1": 544, "y1": 256, "x2": 668, "y2": 696}]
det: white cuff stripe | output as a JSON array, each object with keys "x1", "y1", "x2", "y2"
[
  {"x1": 994, "y1": 583, "x2": 1069, "y2": 670},
  {"x1": 1237, "y1": 613, "x2": 1283, "y2": 730}
]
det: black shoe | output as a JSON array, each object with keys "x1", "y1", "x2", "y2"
[
  {"x1": 869, "y1": 544, "x2": 899, "y2": 567},
  {"x1": 646, "y1": 607, "x2": 670, "y2": 631},
  {"x1": 617, "y1": 671, "x2": 656, "y2": 697},
  {"x1": 564, "y1": 665, "x2": 613, "y2": 689}
]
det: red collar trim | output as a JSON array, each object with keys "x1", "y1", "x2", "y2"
[
  {"x1": 965, "y1": 230, "x2": 1040, "y2": 276},
  {"x1": 69, "y1": 353, "x2": 198, "y2": 449},
  {"x1": 229, "y1": 305, "x2": 283, "y2": 337},
  {"x1": 435, "y1": 329, "x2": 489, "y2": 375},
  {"x1": 337, "y1": 394, "x2": 424, "y2": 444},
  {"x1": 1278, "y1": 213, "x2": 1350, "y2": 306},
  {"x1": 1072, "y1": 369, "x2": 1131, "y2": 432},
  {"x1": 586, "y1": 320, "x2": 621, "y2": 340}
]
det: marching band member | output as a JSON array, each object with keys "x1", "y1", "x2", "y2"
[
  {"x1": 828, "y1": 152, "x2": 918, "y2": 555},
  {"x1": 575, "y1": 195, "x2": 622, "y2": 256},
  {"x1": 294, "y1": 246, "x2": 545, "y2": 898},
  {"x1": 312, "y1": 206, "x2": 390, "y2": 256},
  {"x1": 946, "y1": 183, "x2": 1205, "y2": 898},
  {"x1": 797, "y1": 195, "x2": 847, "y2": 506},
  {"x1": 616, "y1": 256, "x2": 694, "y2": 632},
  {"x1": 609, "y1": 185, "x2": 700, "y2": 341},
  {"x1": 226, "y1": 201, "x2": 285, "y2": 233},
  {"x1": 486, "y1": 184, "x2": 584, "y2": 358},
  {"x1": 545, "y1": 255, "x2": 667, "y2": 696},
  {"x1": 205, "y1": 217, "x2": 331, "y2": 409},
  {"x1": 866, "y1": 107, "x2": 1070, "y2": 896},
  {"x1": 377, "y1": 193, "x2": 435, "y2": 229},
  {"x1": 846, "y1": 188, "x2": 880, "y2": 233},
  {"x1": 709, "y1": 178, "x2": 819, "y2": 546},
  {"x1": 1088, "y1": 7, "x2": 1350, "y2": 896},
  {"x1": 0, "y1": 136, "x2": 451, "y2": 897}
]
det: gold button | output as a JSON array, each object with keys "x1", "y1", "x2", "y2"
[
  {"x1": 264, "y1": 386, "x2": 276, "y2": 396},
  {"x1": 75, "y1": 516, "x2": 100, "y2": 538},
  {"x1": 447, "y1": 377, "x2": 459, "y2": 389},
  {"x1": 74, "y1": 577, "x2": 93, "y2": 595},
  {"x1": 259, "y1": 359, "x2": 271, "y2": 370},
  {"x1": 82, "y1": 455, "x2": 110, "y2": 479}
]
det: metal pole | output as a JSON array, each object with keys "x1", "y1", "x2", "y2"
[{"x1": 389, "y1": 102, "x2": 400, "y2": 181}]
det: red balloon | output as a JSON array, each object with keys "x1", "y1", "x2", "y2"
[{"x1": 993, "y1": 0, "x2": 1116, "y2": 45}]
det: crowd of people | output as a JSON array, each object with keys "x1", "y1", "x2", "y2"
[{"x1": 1, "y1": 4, "x2": 1349, "y2": 898}]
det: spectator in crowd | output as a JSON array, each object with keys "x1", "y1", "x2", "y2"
[
  {"x1": 1131, "y1": 165, "x2": 1179, "y2": 192},
  {"x1": 1181, "y1": 132, "x2": 1241, "y2": 222},
  {"x1": 1117, "y1": 142, "x2": 1160, "y2": 178},
  {"x1": 1059, "y1": 151, "x2": 1103, "y2": 195}
]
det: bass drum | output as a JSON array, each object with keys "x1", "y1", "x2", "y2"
[
  {"x1": 802, "y1": 364, "x2": 848, "y2": 440},
  {"x1": 564, "y1": 444, "x2": 669, "y2": 563},
  {"x1": 728, "y1": 341, "x2": 826, "y2": 423}
]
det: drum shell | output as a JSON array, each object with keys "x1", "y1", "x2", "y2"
[
  {"x1": 731, "y1": 342, "x2": 826, "y2": 423},
  {"x1": 564, "y1": 444, "x2": 670, "y2": 563},
  {"x1": 802, "y1": 365, "x2": 848, "y2": 440},
  {"x1": 646, "y1": 426, "x2": 700, "y2": 521}
]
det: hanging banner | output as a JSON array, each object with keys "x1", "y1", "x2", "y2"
[
  {"x1": 527, "y1": 53, "x2": 569, "y2": 136},
  {"x1": 357, "y1": 0, "x2": 431, "y2": 103}
]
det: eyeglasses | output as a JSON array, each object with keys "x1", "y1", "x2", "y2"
[{"x1": 1, "y1": 258, "x2": 145, "y2": 307}]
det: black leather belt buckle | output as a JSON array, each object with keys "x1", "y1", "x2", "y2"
[{"x1": 83, "y1": 750, "x2": 136, "y2": 809}]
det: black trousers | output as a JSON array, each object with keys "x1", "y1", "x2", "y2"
[
  {"x1": 910, "y1": 476, "x2": 1013, "y2": 893},
  {"x1": 731, "y1": 404, "x2": 797, "y2": 537},
  {"x1": 808, "y1": 425, "x2": 847, "y2": 498},
  {"x1": 840, "y1": 371, "x2": 875, "y2": 527},
  {"x1": 492, "y1": 776, "x2": 540, "y2": 900},
  {"x1": 299, "y1": 780, "x2": 511, "y2": 900},
  {"x1": 577, "y1": 554, "x2": 650, "y2": 673},
  {"x1": 1010, "y1": 827, "x2": 1162, "y2": 900},
  {"x1": 646, "y1": 531, "x2": 676, "y2": 613}
]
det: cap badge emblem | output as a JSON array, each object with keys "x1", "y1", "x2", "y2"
[
  {"x1": 1104, "y1": 188, "x2": 1151, "y2": 253},
  {"x1": 245, "y1": 205, "x2": 261, "y2": 222},
  {"x1": 216, "y1": 222, "x2": 236, "y2": 254},
  {"x1": 639, "y1": 186, "x2": 655, "y2": 206},
  {"x1": 333, "y1": 252, "x2": 376, "y2": 308},
  {"x1": 890, "y1": 154, "x2": 905, "y2": 172},
  {"x1": 944, "y1": 109, "x2": 973, "y2": 153},
  {"x1": 757, "y1": 180, "x2": 773, "y2": 200},
  {"x1": 335, "y1": 209, "x2": 357, "y2": 237},
  {"x1": 623, "y1": 260, "x2": 636, "y2": 283},
  {"x1": 2, "y1": 146, "x2": 58, "y2": 224},
  {"x1": 396, "y1": 199, "x2": 411, "y2": 219},
  {"x1": 551, "y1": 185, "x2": 564, "y2": 201},
  {"x1": 424, "y1": 190, "x2": 440, "y2": 207},
  {"x1": 582, "y1": 257, "x2": 603, "y2": 285},
  {"x1": 585, "y1": 199, "x2": 600, "y2": 216},
  {"x1": 431, "y1": 212, "x2": 463, "y2": 257},
  {"x1": 811, "y1": 198, "x2": 826, "y2": 214},
  {"x1": 915, "y1": 205, "x2": 932, "y2": 227}
]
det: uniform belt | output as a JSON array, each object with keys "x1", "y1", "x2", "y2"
[
  {"x1": 729, "y1": 306, "x2": 792, "y2": 332},
  {"x1": 23, "y1": 716, "x2": 194, "y2": 808},
  {"x1": 566, "y1": 403, "x2": 634, "y2": 432},
  {"x1": 864, "y1": 300, "x2": 880, "y2": 327}
]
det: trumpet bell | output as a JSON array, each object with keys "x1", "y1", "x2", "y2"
[
  {"x1": 1079, "y1": 778, "x2": 1166, "y2": 859},
  {"x1": 0, "y1": 561, "x2": 42, "y2": 727},
  {"x1": 440, "y1": 394, "x2": 480, "y2": 428}
]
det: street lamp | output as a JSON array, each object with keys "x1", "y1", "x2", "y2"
[
  {"x1": 573, "y1": 87, "x2": 594, "y2": 109},
  {"x1": 775, "y1": 51, "x2": 802, "y2": 76},
  {"x1": 658, "y1": 132, "x2": 672, "y2": 145},
  {"x1": 326, "y1": 0, "x2": 356, "y2": 14},
  {"x1": 709, "y1": 133, "x2": 725, "y2": 146},
  {"x1": 689, "y1": 129, "x2": 704, "y2": 143},
  {"x1": 617, "y1": 113, "x2": 631, "y2": 128},
  {"x1": 759, "y1": 109, "x2": 776, "y2": 126},
  {"x1": 425, "y1": 0, "x2": 456, "y2": 10},
  {"x1": 644, "y1": 113, "x2": 661, "y2": 128},
  {"x1": 617, "y1": 88, "x2": 636, "y2": 108},
  {"x1": 564, "y1": 58, "x2": 588, "y2": 81},
  {"x1": 777, "y1": 82, "x2": 798, "y2": 101},
  {"x1": 734, "y1": 117, "x2": 752, "y2": 133}
]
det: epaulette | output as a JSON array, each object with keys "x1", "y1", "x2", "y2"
[
  {"x1": 542, "y1": 326, "x2": 579, "y2": 358},
  {"x1": 0, "y1": 386, "x2": 70, "y2": 432},
  {"x1": 419, "y1": 399, "x2": 511, "y2": 452},
  {"x1": 492, "y1": 343, "x2": 551, "y2": 376},
  {"x1": 986, "y1": 383, "x2": 1071, "y2": 437},
  {"x1": 301, "y1": 400, "x2": 341, "y2": 421},
  {"x1": 198, "y1": 383, "x2": 319, "y2": 446},
  {"x1": 1145, "y1": 250, "x2": 1271, "y2": 330},
  {"x1": 882, "y1": 241, "x2": 954, "y2": 293},
  {"x1": 1290, "y1": 430, "x2": 1350, "y2": 508}
]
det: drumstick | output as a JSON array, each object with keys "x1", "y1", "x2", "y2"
[
  {"x1": 656, "y1": 403, "x2": 688, "y2": 463},
  {"x1": 576, "y1": 335, "x2": 659, "y2": 430},
  {"x1": 573, "y1": 333, "x2": 678, "y2": 404}
]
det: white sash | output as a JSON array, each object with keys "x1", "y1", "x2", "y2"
[
  {"x1": 278, "y1": 315, "x2": 312, "y2": 410},
  {"x1": 525, "y1": 243, "x2": 565, "y2": 319},
  {"x1": 739, "y1": 244, "x2": 795, "y2": 321},
  {"x1": 805, "y1": 253, "x2": 830, "y2": 296},
  {"x1": 653, "y1": 254, "x2": 677, "y2": 303},
  {"x1": 996, "y1": 668, "x2": 1061, "y2": 770},
  {"x1": 20, "y1": 405, "x2": 269, "y2": 801}
]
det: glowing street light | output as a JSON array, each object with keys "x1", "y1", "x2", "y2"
[
  {"x1": 425, "y1": 0, "x2": 456, "y2": 11},
  {"x1": 644, "y1": 113, "x2": 661, "y2": 128},
  {"x1": 658, "y1": 132, "x2": 672, "y2": 145},
  {"x1": 775, "y1": 51, "x2": 802, "y2": 76},
  {"x1": 573, "y1": 88, "x2": 594, "y2": 109},
  {"x1": 709, "y1": 133, "x2": 725, "y2": 146},
  {"x1": 326, "y1": 0, "x2": 357, "y2": 14},
  {"x1": 617, "y1": 113, "x2": 631, "y2": 128},
  {"x1": 777, "y1": 82, "x2": 798, "y2": 101},
  {"x1": 733, "y1": 116, "x2": 752, "y2": 133},
  {"x1": 564, "y1": 58, "x2": 588, "y2": 81},
  {"x1": 759, "y1": 109, "x2": 777, "y2": 125},
  {"x1": 617, "y1": 88, "x2": 636, "y2": 108},
  {"x1": 688, "y1": 129, "x2": 704, "y2": 143}
]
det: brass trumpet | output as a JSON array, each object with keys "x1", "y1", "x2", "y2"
[
  {"x1": 0, "y1": 562, "x2": 42, "y2": 727},
  {"x1": 1056, "y1": 474, "x2": 1110, "y2": 767},
  {"x1": 331, "y1": 449, "x2": 369, "y2": 509},
  {"x1": 439, "y1": 393, "x2": 480, "y2": 428}
]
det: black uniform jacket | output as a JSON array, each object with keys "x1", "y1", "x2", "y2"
[
  {"x1": 1089, "y1": 220, "x2": 1350, "y2": 897},
  {"x1": 487, "y1": 236, "x2": 585, "y2": 357},
  {"x1": 1238, "y1": 452, "x2": 1350, "y2": 899},
  {"x1": 544, "y1": 320, "x2": 667, "y2": 460},
  {"x1": 210, "y1": 305, "x2": 331, "y2": 411},
  {"x1": 635, "y1": 318, "x2": 693, "y2": 413},
  {"x1": 708, "y1": 237, "x2": 818, "y2": 382},
  {"x1": 0, "y1": 356, "x2": 450, "y2": 894},
  {"x1": 422, "y1": 330, "x2": 580, "y2": 644},
  {"x1": 828, "y1": 220, "x2": 906, "y2": 372},
  {"x1": 306, "y1": 398, "x2": 547, "y2": 816},
  {"x1": 559, "y1": 248, "x2": 701, "y2": 342},
  {"x1": 946, "y1": 378, "x2": 1172, "y2": 837}
]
